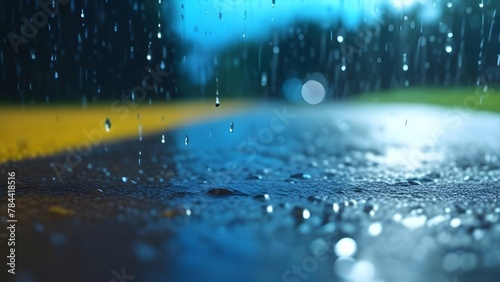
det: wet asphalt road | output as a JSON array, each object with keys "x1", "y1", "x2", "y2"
[{"x1": 1, "y1": 103, "x2": 500, "y2": 282}]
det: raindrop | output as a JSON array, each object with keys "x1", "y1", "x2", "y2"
[
  {"x1": 333, "y1": 202, "x2": 340, "y2": 213},
  {"x1": 401, "y1": 214, "x2": 427, "y2": 230},
  {"x1": 292, "y1": 207, "x2": 310, "y2": 223},
  {"x1": 230, "y1": 122, "x2": 234, "y2": 133},
  {"x1": 184, "y1": 135, "x2": 189, "y2": 145},
  {"x1": 104, "y1": 118, "x2": 111, "y2": 132},
  {"x1": 290, "y1": 173, "x2": 312, "y2": 179},
  {"x1": 445, "y1": 45, "x2": 453, "y2": 53},
  {"x1": 368, "y1": 222, "x2": 383, "y2": 236},
  {"x1": 266, "y1": 205, "x2": 273, "y2": 213},
  {"x1": 215, "y1": 77, "x2": 220, "y2": 107},
  {"x1": 335, "y1": 238, "x2": 357, "y2": 257},
  {"x1": 272, "y1": 0, "x2": 275, "y2": 7},
  {"x1": 261, "y1": 72, "x2": 268, "y2": 86},
  {"x1": 450, "y1": 218, "x2": 461, "y2": 228},
  {"x1": 161, "y1": 134, "x2": 165, "y2": 144}
]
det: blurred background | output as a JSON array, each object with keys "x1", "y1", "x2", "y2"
[{"x1": 1, "y1": 0, "x2": 499, "y2": 104}]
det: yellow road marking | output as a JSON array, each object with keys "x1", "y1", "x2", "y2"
[{"x1": 0, "y1": 101, "x2": 247, "y2": 163}]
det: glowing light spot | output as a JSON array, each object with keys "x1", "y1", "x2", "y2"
[
  {"x1": 335, "y1": 237, "x2": 357, "y2": 257},
  {"x1": 368, "y1": 222, "x2": 383, "y2": 236},
  {"x1": 301, "y1": 80, "x2": 326, "y2": 105},
  {"x1": 450, "y1": 218, "x2": 461, "y2": 228},
  {"x1": 302, "y1": 208, "x2": 310, "y2": 219}
]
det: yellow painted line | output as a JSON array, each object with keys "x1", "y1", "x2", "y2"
[{"x1": 0, "y1": 101, "x2": 249, "y2": 163}]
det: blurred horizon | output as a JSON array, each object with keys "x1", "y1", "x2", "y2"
[{"x1": 1, "y1": 0, "x2": 499, "y2": 104}]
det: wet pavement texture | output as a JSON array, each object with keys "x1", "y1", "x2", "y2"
[{"x1": 1, "y1": 104, "x2": 500, "y2": 282}]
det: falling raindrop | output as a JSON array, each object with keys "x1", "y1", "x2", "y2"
[
  {"x1": 161, "y1": 134, "x2": 165, "y2": 144},
  {"x1": 184, "y1": 135, "x2": 189, "y2": 145},
  {"x1": 215, "y1": 77, "x2": 220, "y2": 107},
  {"x1": 230, "y1": 122, "x2": 234, "y2": 133},
  {"x1": 104, "y1": 118, "x2": 111, "y2": 132}
]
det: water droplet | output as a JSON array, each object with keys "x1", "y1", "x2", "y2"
[
  {"x1": 401, "y1": 214, "x2": 427, "y2": 230},
  {"x1": 254, "y1": 194, "x2": 270, "y2": 200},
  {"x1": 161, "y1": 134, "x2": 165, "y2": 144},
  {"x1": 450, "y1": 218, "x2": 461, "y2": 228},
  {"x1": 368, "y1": 222, "x2": 383, "y2": 236},
  {"x1": 292, "y1": 207, "x2": 310, "y2": 223},
  {"x1": 104, "y1": 118, "x2": 111, "y2": 132},
  {"x1": 445, "y1": 45, "x2": 453, "y2": 53},
  {"x1": 333, "y1": 203, "x2": 340, "y2": 213},
  {"x1": 335, "y1": 237, "x2": 357, "y2": 257},
  {"x1": 230, "y1": 122, "x2": 234, "y2": 133},
  {"x1": 266, "y1": 205, "x2": 273, "y2": 213},
  {"x1": 207, "y1": 188, "x2": 247, "y2": 197},
  {"x1": 215, "y1": 96, "x2": 220, "y2": 107},
  {"x1": 184, "y1": 135, "x2": 189, "y2": 145},
  {"x1": 290, "y1": 173, "x2": 311, "y2": 179}
]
